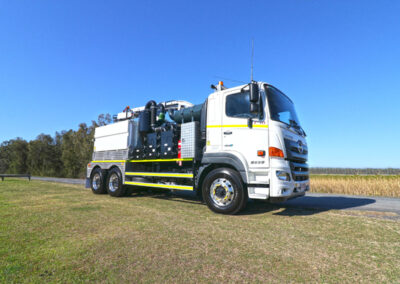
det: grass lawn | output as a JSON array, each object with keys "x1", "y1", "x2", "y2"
[{"x1": 1, "y1": 180, "x2": 400, "y2": 283}]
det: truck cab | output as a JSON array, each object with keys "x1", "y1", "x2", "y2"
[{"x1": 203, "y1": 81, "x2": 309, "y2": 202}]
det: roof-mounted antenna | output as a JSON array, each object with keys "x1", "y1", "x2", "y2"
[{"x1": 251, "y1": 38, "x2": 254, "y2": 82}]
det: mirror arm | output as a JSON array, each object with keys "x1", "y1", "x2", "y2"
[
  {"x1": 247, "y1": 117, "x2": 253, "y2": 129},
  {"x1": 240, "y1": 84, "x2": 250, "y2": 93}
]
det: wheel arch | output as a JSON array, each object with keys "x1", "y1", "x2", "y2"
[
  {"x1": 108, "y1": 165, "x2": 121, "y2": 172},
  {"x1": 197, "y1": 152, "x2": 248, "y2": 192},
  {"x1": 89, "y1": 165, "x2": 102, "y2": 178}
]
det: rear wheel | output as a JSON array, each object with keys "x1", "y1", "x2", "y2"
[
  {"x1": 90, "y1": 168, "x2": 107, "y2": 194},
  {"x1": 202, "y1": 168, "x2": 247, "y2": 214},
  {"x1": 106, "y1": 168, "x2": 127, "y2": 197}
]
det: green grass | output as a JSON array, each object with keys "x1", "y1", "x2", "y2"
[{"x1": 1, "y1": 180, "x2": 400, "y2": 283}]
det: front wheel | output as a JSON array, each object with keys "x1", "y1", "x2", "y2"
[
  {"x1": 202, "y1": 168, "x2": 247, "y2": 215},
  {"x1": 106, "y1": 168, "x2": 127, "y2": 197}
]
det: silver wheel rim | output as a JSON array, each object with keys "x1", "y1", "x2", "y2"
[
  {"x1": 210, "y1": 178, "x2": 235, "y2": 207},
  {"x1": 92, "y1": 173, "x2": 101, "y2": 190},
  {"x1": 108, "y1": 173, "x2": 119, "y2": 192}
]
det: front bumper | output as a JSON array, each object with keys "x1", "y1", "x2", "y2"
[
  {"x1": 269, "y1": 167, "x2": 310, "y2": 201},
  {"x1": 290, "y1": 180, "x2": 310, "y2": 198}
]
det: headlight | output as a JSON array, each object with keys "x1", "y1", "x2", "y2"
[{"x1": 276, "y1": 171, "x2": 291, "y2": 181}]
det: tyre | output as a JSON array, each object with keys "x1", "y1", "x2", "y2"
[
  {"x1": 90, "y1": 168, "x2": 107, "y2": 194},
  {"x1": 202, "y1": 168, "x2": 248, "y2": 214},
  {"x1": 106, "y1": 167, "x2": 127, "y2": 197}
]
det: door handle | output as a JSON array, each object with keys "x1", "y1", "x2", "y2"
[{"x1": 224, "y1": 131, "x2": 232, "y2": 135}]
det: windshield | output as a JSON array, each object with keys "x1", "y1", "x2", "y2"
[{"x1": 266, "y1": 85, "x2": 301, "y2": 128}]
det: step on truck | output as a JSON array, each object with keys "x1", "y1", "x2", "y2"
[{"x1": 86, "y1": 81, "x2": 309, "y2": 214}]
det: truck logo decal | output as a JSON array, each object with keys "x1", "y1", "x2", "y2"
[{"x1": 297, "y1": 140, "x2": 304, "y2": 154}]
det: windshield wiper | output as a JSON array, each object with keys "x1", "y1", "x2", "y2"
[
  {"x1": 289, "y1": 119, "x2": 299, "y2": 128},
  {"x1": 289, "y1": 120, "x2": 306, "y2": 136}
]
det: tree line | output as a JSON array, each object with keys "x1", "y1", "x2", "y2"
[
  {"x1": 1, "y1": 115, "x2": 399, "y2": 178},
  {"x1": 0, "y1": 114, "x2": 111, "y2": 178}
]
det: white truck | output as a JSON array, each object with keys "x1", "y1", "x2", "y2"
[{"x1": 86, "y1": 81, "x2": 309, "y2": 214}]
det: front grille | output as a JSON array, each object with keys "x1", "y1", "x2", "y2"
[
  {"x1": 290, "y1": 161, "x2": 309, "y2": 181},
  {"x1": 284, "y1": 138, "x2": 309, "y2": 182}
]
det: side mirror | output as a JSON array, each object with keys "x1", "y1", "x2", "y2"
[
  {"x1": 250, "y1": 102, "x2": 259, "y2": 114},
  {"x1": 249, "y1": 83, "x2": 259, "y2": 103}
]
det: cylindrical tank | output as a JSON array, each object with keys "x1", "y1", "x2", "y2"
[{"x1": 170, "y1": 103, "x2": 203, "y2": 123}]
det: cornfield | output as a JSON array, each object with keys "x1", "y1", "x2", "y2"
[{"x1": 310, "y1": 175, "x2": 400, "y2": 197}]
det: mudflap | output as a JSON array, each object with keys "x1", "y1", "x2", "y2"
[{"x1": 85, "y1": 178, "x2": 91, "y2": 188}]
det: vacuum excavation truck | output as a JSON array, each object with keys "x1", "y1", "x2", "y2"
[{"x1": 86, "y1": 81, "x2": 309, "y2": 214}]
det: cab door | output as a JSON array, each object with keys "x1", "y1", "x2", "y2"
[
  {"x1": 221, "y1": 89, "x2": 269, "y2": 168},
  {"x1": 205, "y1": 92, "x2": 223, "y2": 152}
]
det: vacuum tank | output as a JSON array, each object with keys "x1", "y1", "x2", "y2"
[{"x1": 170, "y1": 104, "x2": 203, "y2": 123}]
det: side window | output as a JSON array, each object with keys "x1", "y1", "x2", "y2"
[{"x1": 226, "y1": 92, "x2": 258, "y2": 118}]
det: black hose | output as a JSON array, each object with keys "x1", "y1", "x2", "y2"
[
  {"x1": 157, "y1": 103, "x2": 165, "y2": 113},
  {"x1": 144, "y1": 100, "x2": 157, "y2": 129},
  {"x1": 145, "y1": 100, "x2": 156, "y2": 110}
]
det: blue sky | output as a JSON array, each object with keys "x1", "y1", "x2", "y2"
[{"x1": 0, "y1": 1, "x2": 399, "y2": 168}]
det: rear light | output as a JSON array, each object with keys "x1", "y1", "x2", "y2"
[{"x1": 269, "y1": 147, "x2": 284, "y2": 158}]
